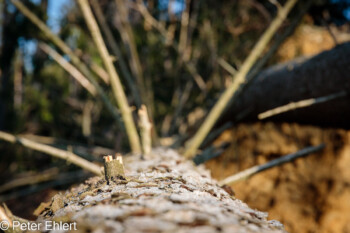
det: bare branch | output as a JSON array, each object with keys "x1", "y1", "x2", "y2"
[
  {"x1": 114, "y1": 0, "x2": 147, "y2": 107},
  {"x1": 219, "y1": 144, "x2": 325, "y2": 185},
  {"x1": 248, "y1": 0, "x2": 313, "y2": 79},
  {"x1": 138, "y1": 105, "x2": 152, "y2": 155},
  {"x1": 168, "y1": 81, "x2": 193, "y2": 135},
  {"x1": 258, "y1": 91, "x2": 347, "y2": 119},
  {"x1": 13, "y1": 50, "x2": 23, "y2": 110},
  {"x1": 218, "y1": 57, "x2": 237, "y2": 76},
  {"x1": 77, "y1": 0, "x2": 141, "y2": 153},
  {"x1": 0, "y1": 168, "x2": 59, "y2": 193},
  {"x1": 10, "y1": 0, "x2": 124, "y2": 129},
  {"x1": 178, "y1": 0, "x2": 191, "y2": 60},
  {"x1": 39, "y1": 42, "x2": 97, "y2": 96},
  {"x1": 0, "y1": 205, "x2": 13, "y2": 228},
  {"x1": 0, "y1": 172, "x2": 88, "y2": 202},
  {"x1": 90, "y1": 0, "x2": 141, "y2": 106},
  {"x1": 134, "y1": 0, "x2": 168, "y2": 38},
  {"x1": 0, "y1": 131, "x2": 101, "y2": 175},
  {"x1": 183, "y1": 0, "x2": 299, "y2": 158},
  {"x1": 0, "y1": 203, "x2": 32, "y2": 232},
  {"x1": 19, "y1": 133, "x2": 115, "y2": 158},
  {"x1": 133, "y1": 0, "x2": 207, "y2": 92},
  {"x1": 90, "y1": 62, "x2": 110, "y2": 84}
]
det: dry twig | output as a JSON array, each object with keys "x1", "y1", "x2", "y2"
[
  {"x1": 39, "y1": 42, "x2": 97, "y2": 96},
  {"x1": 133, "y1": 0, "x2": 206, "y2": 92},
  {"x1": 0, "y1": 168, "x2": 59, "y2": 193},
  {"x1": 0, "y1": 131, "x2": 101, "y2": 175},
  {"x1": 183, "y1": 0, "x2": 299, "y2": 158},
  {"x1": 13, "y1": 51, "x2": 23, "y2": 110},
  {"x1": 258, "y1": 91, "x2": 347, "y2": 119},
  {"x1": 0, "y1": 205, "x2": 13, "y2": 229},
  {"x1": 138, "y1": 105, "x2": 152, "y2": 155},
  {"x1": 10, "y1": 0, "x2": 123, "y2": 129},
  {"x1": 219, "y1": 144, "x2": 325, "y2": 185},
  {"x1": 178, "y1": 0, "x2": 191, "y2": 62},
  {"x1": 168, "y1": 81, "x2": 193, "y2": 135},
  {"x1": 114, "y1": 0, "x2": 147, "y2": 107},
  {"x1": 77, "y1": 0, "x2": 141, "y2": 153},
  {"x1": 0, "y1": 171, "x2": 88, "y2": 202},
  {"x1": 90, "y1": 0, "x2": 141, "y2": 106},
  {"x1": 89, "y1": 62, "x2": 110, "y2": 84},
  {"x1": 18, "y1": 134, "x2": 114, "y2": 159},
  {"x1": 0, "y1": 203, "x2": 31, "y2": 233},
  {"x1": 218, "y1": 58, "x2": 238, "y2": 76},
  {"x1": 248, "y1": 0, "x2": 313, "y2": 80}
]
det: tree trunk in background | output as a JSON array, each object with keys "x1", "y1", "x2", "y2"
[{"x1": 220, "y1": 42, "x2": 350, "y2": 129}]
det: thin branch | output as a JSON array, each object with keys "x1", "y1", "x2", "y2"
[
  {"x1": 11, "y1": 0, "x2": 123, "y2": 129},
  {"x1": 168, "y1": 81, "x2": 193, "y2": 135},
  {"x1": 77, "y1": 0, "x2": 142, "y2": 153},
  {"x1": 19, "y1": 133, "x2": 115, "y2": 159},
  {"x1": 13, "y1": 50, "x2": 23, "y2": 110},
  {"x1": 138, "y1": 105, "x2": 152, "y2": 155},
  {"x1": 183, "y1": 0, "x2": 299, "y2": 158},
  {"x1": 39, "y1": 42, "x2": 97, "y2": 96},
  {"x1": 248, "y1": 0, "x2": 313, "y2": 79},
  {"x1": 185, "y1": 62, "x2": 207, "y2": 91},
  {"x1": 78, "y1": 52, "x2": 110, "y2": 84},
  {"x1": 90, "y1": 62, "x2": 110, "y2": 84},
  {"x1": 193, "y1": 142, "x2": 228, "y2": 165},
  {"x1": 135, "y1": 0, "x2": 168, "y2": 38},
  {"x1": 113, "y1": 0, "x2": 158, "y2": 143},
  {"x1": 133, "y1": 0, "x2": 207, "y2": 92},
  {"x1": 0, "y1": 203, "x2": 32, "y2": 232},
  {"x1": 186, "y1": 0, "x2": 200, "y2": 60},
  {"x1": 0, "y1": 205, "x2": 13, "y2": 228},
  {"x1": 0, "y1": 172, "x2": 88, "y2": 202},
  {"x1": 224, "y1": 0, "x2": 312, "y2": 124},
  {"x1": 178, "y1": 0, "x2": 191, "y2": 61},
  {"x1": 218, "y1": 57, "x2": 237, "y2": 76},
  {"x1": 0, "y1": 131, "x2": 101, "y2": 175},
  {"x1": 258, "y1": 91, "x2": 347, "y2": 119},
  {"x1": 90, "y1": 0, "x2": 141, "y2": 106},
  {"x1": 114, "y1": 0, "x2": 147, "y2": 107},
  {"x1": 82, "y1": 100, "x2": 94, "y2": 137},
  {"x1": 0, "y1": 168, "x2": 59, "y2": 193},
  {"x1": 219, "y1": 144, "x2": 325, "y2": 185}
]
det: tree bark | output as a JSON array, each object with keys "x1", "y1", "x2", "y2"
[
  {"x1": 31, "y1": 148, "x2": 286, "y2": 233},
  {"x1": 220, "y1": 42, "x2": 350, "y2": 129}
]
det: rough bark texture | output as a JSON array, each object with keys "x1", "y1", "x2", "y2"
[
  {"x1": 220, "y1": 42, "x2": 350, "y2": 128},
  {"x1": 33, "y1": 148, "x2": 286, "y2": 233}
]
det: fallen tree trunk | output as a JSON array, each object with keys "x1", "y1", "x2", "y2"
[
  {"x1": 220, "y1": 42, "x2": 350, "y2": 129},
  {"x1": 9, "y1": 148, "x2": 286, "y2": 233}
]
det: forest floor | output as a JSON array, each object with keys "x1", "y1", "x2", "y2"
[{"x1": 206, "y1": 122, "x2": 350, "y2": 233}]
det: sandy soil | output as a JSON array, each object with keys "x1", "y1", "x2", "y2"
[{"x1": 206, "y1": 122, "x2": 350, "y2": 233}]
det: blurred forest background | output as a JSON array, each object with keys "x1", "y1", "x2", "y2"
[{"x1": 0, "y1": 0, "x2": 350, "y2": 232}]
